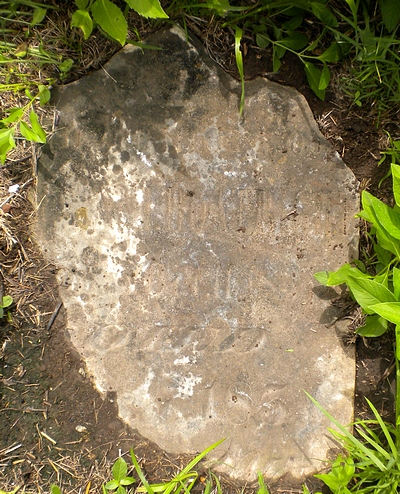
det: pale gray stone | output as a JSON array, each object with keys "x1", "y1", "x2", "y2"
[{"x1": 35, "y1": 27, "x2": 358, "y2": 482}]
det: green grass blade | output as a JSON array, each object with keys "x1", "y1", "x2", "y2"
[
  {"x1": 234, "y1": 26, "x2": 245, "y2": 116},
  {"x1": 130, "y1": 449, "x2": 155, "y2": 494},
  {"x1": 365, "y1": 398, "x2": 398, "y2": 459},
  {"x1": 305, "y1": 392, "x2": 387, "y2": 471},
  {"x1": 177, "y1": 438, "x2": 225, "y2": 476}
]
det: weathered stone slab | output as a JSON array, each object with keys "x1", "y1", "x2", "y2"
[{"x1": 35, "y1": 27, "x2": 358, "y2": 482}]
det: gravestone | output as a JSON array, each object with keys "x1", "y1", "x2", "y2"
[{"x1": 35, "y1": 27, "x2": 359, "y2": 482}]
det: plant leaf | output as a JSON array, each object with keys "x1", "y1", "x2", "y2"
[
  {"x1": 31, "y1": 7, "x2": 47, "y2": 26},
  {"x1": 91, "y1": 0, "x2": 127, "y2": 46},
  {"x1": 125, "y1": 0, "x2": 168, "y2": 18},
  {"x1": 362, "y1": 190, "x2": 400, "y2": 239},
  {"x1": 310, "y1": 2, "x2": 338, "y2": 27},
  {"x1": 314, "y1": 264, "x2": 368, "y2": 286},
  {"x1": 257, "y1": 472, "x2": 269, "y2": 494},
  {"x1": 0, "y1": 128, "x2": 16, "y2": 163},
  {"x1": 1, "y1": 107, "x2": 24, "y2": 124},
  {"x1": 362, "y1": 190, "x2": 400, "y2": 257},
  {"x1": 278, "y1": 32, "x2": 308, "y2": 50},
  {"x1": 29, "y1": 111, "x2": 46, "y2": 142},
  {"x1": 75, "y1": 0, "x2": 89, "y2": 8},
  {"x1": 105, "y1": 479, "x2": 119, "y2": 490},
  {"x1": 19, "y1": 121, "x2": 44, "y2": 144},
  {"x1": 371, "y1": 302, "x2": 400, "y2": 325},
  {"x1": 381, "y1": 0, "x2": 400, "y2": 32},
  {"x1": 392, "y1": 163, "x2": 400, "y2": 207},
  {"x1": 112, "y1": 457, "x2": 128, "y2": 482},
  {"x1": 38, "y1": 84, "x2": 51, "y2": 106},
  {"x1": 356, "y1": 315, "x2": 388, "y2": 337},
  {"x1": 304, "y1": 62, "x2": 325, "y2": 100},
  {"x1": 347, "y1": 275, "x2": 396, "y2": 314},
  {"x1": 318, "y1": 42, "x2": 342, "y2": 63},
  {"x1": 393, "y1": 267, "x2": 400, "y2": 300},
  {"x1": 305, "y1": 391, "x2": 387, "y2": 471},
  {"x1": 318, "y1": 64, "x2": 330, "y2": 90},
  {"x1": 71, "y1": 9, "x2": 94, "y2": 39},
  {"x1": 2, "y1": 295, "x2": 13, "y2": 308},
  {"x1": 120, "y1": 477, "x2": 135, "y2": 486},
  {"x1": 234, "y1": 26, "x2": 245, "y2": 115},
  {"x1": 59, "y1": 58, "x2": 74, "y2": 73}
]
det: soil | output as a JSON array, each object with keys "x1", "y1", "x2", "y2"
[{"x1": 1, "y1": 11, "x2": 400, "y2": 494}]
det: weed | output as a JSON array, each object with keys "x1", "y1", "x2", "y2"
[
  {"x1": 50, "y1": 439, "x2": 226, "y2": 494},
  {"x1": 0, "y1": 84, "x2": 50, "y2": 163},
  {"x1": 71, "y1": 0, "x2": 168, "y2": 46},
  {"x1": 313, "y1": 162, "x2": 400, "y2": 492},
  {"x1": 104, "y1": 457, "x2": 135, "y2": 494},
  {"x1": 315, "y1": 163, "x2": 400, "y2": 339},
  {"x1": 0, "y1": 294, "x2": 13, "y2": 320}
]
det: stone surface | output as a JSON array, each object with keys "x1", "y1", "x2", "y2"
[{"x1": 35, "y1": 27, "x2": 358, "y2": 482}]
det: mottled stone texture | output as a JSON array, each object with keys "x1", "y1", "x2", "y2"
[{"x1": 35, "y1": 27, "x2": 358, "y2": 482}]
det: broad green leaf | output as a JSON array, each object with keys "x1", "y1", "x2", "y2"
[
  {"x1": 2, "y1": 295, "x2": 13, "y2": 308},
  {"x1": 31, "y1": 7, "x2": 47, "y2": 26},
  {"x1": 304, "y1": 62, "x2": 325, "y2": 100},
  {"x1": 125, "y1": 0, "x2": 168, "y2": 18},
  {"x1": 105, "y1": 480, "x2": 119, "y2": 490},
  {"x1": 112, "y1": 457, "x2": 128, "y2": 481},
  {"x1": 282, "y1": 15, "x2": 303, "y2": 31},
  {"x1": 25, "y1": 88, "x2": 34, "y2": 101},
  {"x1": 120, "y1": 477, "x2": 135, "y2": 486},
  {"x1": 372, "y1": 302, "x2": 400, "y2": 325},
  {"x1": 75, "y1": 0, "x2": 89, "y2": 8},
  {"x1": 116, "y1": 486, "x2": 126, "y2": 494},
  {"x1": 346, "y1": 275, "x2": 396, "y2": 314},
  {"x1": 315, "y1": 455, "x2": 354, "y2": 490},
  {"x1": 29, "y1": 111, "x2": 46, "y2": 143},
  {"x1": 256, "y1": 33, "x2": 270, "y2": 49},
  {"x1": 314, "y1": 264, "x2": 368, "y2": 287},
  {"x1": 59, "y1": 58, "x2": 74, "y2": 73},
  {"x1": 38, "y1": 84, "x2": 51, "y2": 105},
  {"x1": 381, "y1": 0, "x2": 400, "y2": 32},
  {"x1": 314, "y1": 271, "x2": 330, "y2": 285},
  {"x1": 20, "y1": 122, "x2": 40, "y2": 143},
  {"x1": 278, "y1": 32, "x2": 308, "y2": 51},
  {"x1": 394, "y1": 267, "x2": 400, "y2": 300},
  {"x1": 318, "y1": 42, "x2": 342, "y2": 62},
  {"x1": 91, "y1": 0, "x2": 127, "y2": 46},
  {"x1": 362, "y1": 190, "x2": 400, "y2": 239},
  {"x1": 356, "y1": 315, "x2": 388, "y2": 337},
  {"x1": 375, "y1": 226, "x2": 400, "y2": 257},
  {"x1": 318, "y1": 64, "x2": 330, "y2": 90},
  {"x1": 310, "y1": 2, "x2": 338, "y2": 27},
  {"x1": 272, "y1": 44, "x2": 285, "y2": 72},
  {"x1": 397, "y1": 325, "x2": 400, "y2": 360},
  {"x1": 392, "y1": 163, "x2": 400, "y2": 207},
  {"x1": 361, "y1": 190, "x2": 400, "y2": 257},
  {"x1": 71, "y1": 9, "x2": 93, "y2": 39},
  {"x1": 374, "y1": 243, "x2": 393, "y2": 267},
  {"x1": 1, "y1": 107, "x2": 24, "y2": 124},
  {"x1": 50, "y1": 485, "x2": 62, "y2": 494},
  {"x1": 0, "y1": 128, "x2": 16, "y2": 163}
]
